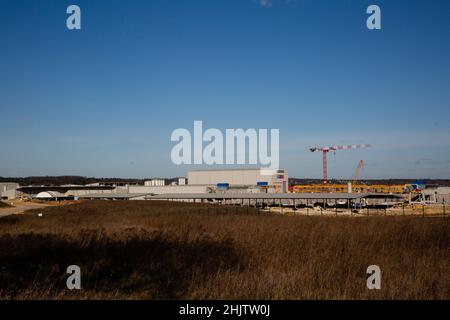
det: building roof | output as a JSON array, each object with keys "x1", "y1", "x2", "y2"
[
  {"x1": 77, "y1": 192, "x2": 404, "y2": 200},
  {"x1": 78, "y1": 193, "x2": 152, "y2": 199},
  {"x1": 18, "y1": 185, "x2": 115, "y2": 194},
  {"x1": 36, "y1": 191, "x2": 65, "y2": 198},
  {"x1": 147, "y1": 193, "x2": 369, "y2": 200}
]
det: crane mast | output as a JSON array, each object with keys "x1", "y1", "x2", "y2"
[{"x1": 352, "y1": 160, "x2": 364, "y2": 184}]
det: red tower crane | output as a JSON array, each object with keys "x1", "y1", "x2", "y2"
[{"x1": 309, "y1": 144, "x2": 371, "y2": 183}]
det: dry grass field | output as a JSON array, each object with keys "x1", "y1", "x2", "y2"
[{"x1": 0, "y1": 200, "x2": 448, "y2": 300}]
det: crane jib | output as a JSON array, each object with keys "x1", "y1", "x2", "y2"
[{"x1": 308, "y1": 144, "x2": 372, "y2": 183}]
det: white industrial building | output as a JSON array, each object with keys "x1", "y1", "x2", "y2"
[
  {"x1": 78, "y1": 168, "x2": 289, "y2": 199},
  {"x1": 187, "y1": 168, "x2": 288, "y2": 193},
  {"x1": 144, "y1": 179, "x2": 165, "y2": 186},
  {"x1": 0, "y1": 183, "x2": 19, "y2": 200}
]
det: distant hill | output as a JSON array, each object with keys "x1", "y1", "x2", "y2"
[
  {"x1": 0, "y1": 176, "x2": 147, "y2": 186},
  {"x1": 0, "y1": 176, "x2": 184, "y2": 187}
]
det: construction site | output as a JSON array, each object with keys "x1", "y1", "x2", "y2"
[{"x1": 1, "y1": 143, "x2": 449, "y2": 218}]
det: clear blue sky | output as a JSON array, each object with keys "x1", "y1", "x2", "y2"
[{"x1": 1, "y1": 0, "x2": 450, "y2": 179}]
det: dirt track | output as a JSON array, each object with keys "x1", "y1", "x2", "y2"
[{"x1": 0, "y1": 200, "x2": 51, "y2": 217}]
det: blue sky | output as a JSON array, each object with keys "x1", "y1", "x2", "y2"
[{"x1": 1, "y1": 0, "x2": 450, "y2": 179}]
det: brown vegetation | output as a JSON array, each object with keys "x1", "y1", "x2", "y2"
[
  {"x1": 0, "y1": 202, "x2": 12, "y2": 208},
  {"x1": 0, "y1": 201, "x2": 448, "y2": 299}
]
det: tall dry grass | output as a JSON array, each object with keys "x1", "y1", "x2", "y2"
[{"x1": 0, "y1": 201, "x2": 448, "y2": 299}]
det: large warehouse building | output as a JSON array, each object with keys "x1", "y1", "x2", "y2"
[{"x1": 187, "y1": 168, "x2": 288, "y2": 193}]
